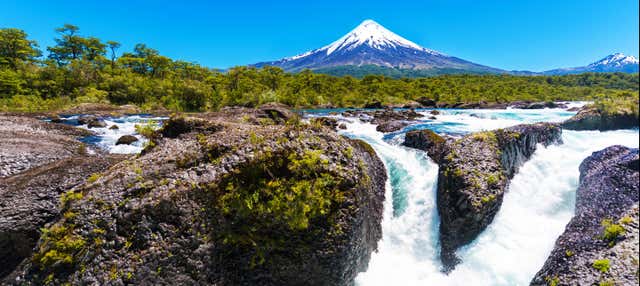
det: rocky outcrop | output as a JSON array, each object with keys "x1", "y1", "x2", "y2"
[
  {"x1": 8, "y1": 114, "x2": 386, "y2": 286},
  {"x1": 415, "y1": 97, "x2": 436, "y2": 107},
  {"x1": 531, "y1": 146, "x2": 639, "y2": 286},
  {"x1": 434, "y1": 123, "x2": 562, "y2": 271},
  {"x1": 562, "y1": 105, "x2": 639, "y2": 131},
  {"x1": 376, "y1": 120, "x2": 408, "y2": 133},
  {"x1": 0, "y1": 115, "x2": 92, "y2": 178},
  {"x1": 0, "y1": 155, "x2": 126, "y2": 280},
  {"x1": 402, "y1": 129, "x2": 449, "y2": 163},
  {"x1": 257, "y1": 102, "x2": 297, "y2": 123}
]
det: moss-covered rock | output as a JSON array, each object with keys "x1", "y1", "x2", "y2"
[
  {"x1": 531, "y1": 146, "x2": 639, "y2": 286},
  {"x1": 402, "y1": 129, "x2": 449, "y2": 163},
  {"x1": 562, "y1": 101, "x2": 639, "y2": 131},
  {"x1": 8, "y1": 112, "x2": 386, "y2": 286},
  {"x1": 416, "y1": 123, "x2": 562, "y2": 271}
]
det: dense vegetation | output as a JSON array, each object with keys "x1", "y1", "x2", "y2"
[{"x1": 1, "y1": 25, "x2": 638, "y2": 112}]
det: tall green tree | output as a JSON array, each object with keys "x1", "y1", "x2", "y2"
[{"x1": 0, "y1": 28, "x2": 40, "y2": 69}]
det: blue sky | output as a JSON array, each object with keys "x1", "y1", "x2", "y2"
[{"x1": 2, "y1": 0, "x2": 638, "y2": 71}]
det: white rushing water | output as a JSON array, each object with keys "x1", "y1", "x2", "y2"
[
  {"x1": 329, "y1": 108, "x2": 640, "y2": 286},
  {"x1": 57, "y1": 115, "x2": 165, "y2": 154}
]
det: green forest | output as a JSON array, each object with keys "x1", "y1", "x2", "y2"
[{"x1": 1, "y1": 25, "x2": 639, "y2": 112}]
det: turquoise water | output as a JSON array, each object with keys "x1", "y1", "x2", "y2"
[{"x1": 306, "y1": 107, "x2": 640, "y2": 286}]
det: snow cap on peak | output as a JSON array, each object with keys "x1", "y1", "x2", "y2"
[
  {"x1": 591, "y1": 52, "x2": 639, "y2": 67},
  {"x1": 321, "y1": 19, "x2": 439, "y2": 55}
]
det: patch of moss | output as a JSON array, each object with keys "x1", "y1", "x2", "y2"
[
  {"x1": 211, "y1": 148, "x2": 350, "y2": 265},
  {"x1": 592, "y1": 259, "x2": 610, "y2": 273},
  {"x1": 544, "y1": 275, "x2": 560, "y2": 286},
  {"x1": 470, "y1": 131, "x2": 497, "y2": 143},
  {"x1": 33, "y1": 224, "x2": 86, "y2": 271},
  {"x1": 599, "y1": 280, "x2": 614, "y2": 286},
  {"x1": 87, "y1": 173, "x2": 101, "y2": 183},
  {"x1": 60, "y1": 191, "x2": 83, "y2": 209},
  {"x1": 619, "y1": 216, "x2": 634, "y2": 225},
  {"x1": 601, "y1": 219, "x2": 625, "y2": 243}
]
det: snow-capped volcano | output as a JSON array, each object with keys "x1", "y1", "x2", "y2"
[
  {"x1": 543, "y1": 53, "x2": 639, "y2": 75},
  {"x1": 254, "y1": 20, "x2": 502, "y2": 73}
]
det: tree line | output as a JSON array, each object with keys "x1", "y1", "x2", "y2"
[{"x1": 1, "y1": 25, "x2": 638, "y2": 112}]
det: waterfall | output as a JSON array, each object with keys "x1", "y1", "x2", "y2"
[{"x1": 339, "y1": 114, "x2": 639, "y2": 286}]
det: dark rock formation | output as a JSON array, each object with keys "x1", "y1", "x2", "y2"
[
  {"x1": 0, "y1": 115, "x2": 92, "y2": 178},
  {"x1": 338, "y1": 123, "x2": 347, "y2": 130},
  {"x1": 415, "y1": 97, "x2": 436, "y2": 107},
  {"x1": 402, "y1": 129, "x2": 449, "y2": 163},
  {"x1": 77, "y1": 115, "x2": 98, "y2": 125},
  {"x1": 531, "y1": 146, "x2": 639, "y2": 286},
  {"x1": 429, "y1": 110, "x2": 440, "y2": 115},
  {"x1": 509, "y1": 101, "x2": 560, "y2": 109},
  {"x1": 310, "y1": 117, "x2": 339, "y2": 129},
  {"x1": 8, "y1": 114, "x2": 386, "y2": 286},
  {"x1": 562, "y1": 105, "x2": 639, "y2": 131},
  {"x1": 0, "y1": 155, "x2": 126, "y2": 280},
  {"x1": 87, "y1": 119, "x2": 107, "y2": 128},
  {"x1": 115, "y1": 135, "x2": 139, "y2": 145},
  {"x1": 341, "y1": 108, "x2": 423, "y2": 125},
  {"x1": 363, "y1": 101, "x2": 384, "y2": 109},
  {"x1": 435, "y1": 123, "x2": 562, "y2": 271},
  {"x1": 49, "y1": 115, "x2": 63, "y2": 123},
  {"x1": 258, "y1": 102, "x2": 297, "y2": 123},
  {"x1": 109, "y1": 125, "x2": 119, "y2": 130},
  {"x1": 376, "y1": 120, "x2": 408, "y2": 133}
]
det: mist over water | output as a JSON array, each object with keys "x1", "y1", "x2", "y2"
[{"x1": 332, "y1": 109, "x2": 639, "y2": 286}]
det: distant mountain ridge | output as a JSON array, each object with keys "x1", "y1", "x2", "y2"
[
  {"x1": 252, "y1": 19, "x2": 639, "y2": 77},
  {"x1": 542, "y1": 53, "x2": 639, "y2": 75}
]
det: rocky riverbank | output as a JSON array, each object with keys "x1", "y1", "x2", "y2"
[
  {"x1": 2, "y1": 107, "x2": 387, "y2": 286},
  {"x1": 562, "y1": 103, "x2": 639, "y2": 131},
  {"x1": 531, "y1": 145, "x2": 639, "y2": 286},
  {"x1": 0, "y1": 114, "x2": 129, "y2": 280}
]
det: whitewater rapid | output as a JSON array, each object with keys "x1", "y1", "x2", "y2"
[{"x1": 332, "y1": 109, "x2": 639, "y2": 286}]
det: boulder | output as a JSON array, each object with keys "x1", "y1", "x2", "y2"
[
  {"x1": 429, "y1": 110, "x2": 440, "y2": 115},
  {"x1": 310, "y1": 117, "x2": 338, "y2": 128},
  {"x1": 435, "y1": 123, "x2": 562, "y2": 271},
  {"x1": 415, "y1": 97, "x2": 436, "y2": 107},
  {"x1": 338, "y1": 123, "x2": 347, "y2": 130},
  {"x1": 258, "y1": 102, "x2": 296, "y2": 123},
  {"x1": 402, "y1": 101, "x2": 422, "y2": 109},
  {"x1": 77, "y1": 115, "x2": 97, "y2": 125},
  {"x1": 363, "y1": 101, "x2": 384, "y2": 109},
  {"x1": 10, "y1": 115, "x2": 387, "y2": 286},
  {"x1": 87, "y1": 119, "x2": 107, "y2": 128},
  {"x1": 376, "y1": 121, "x2": 409, "y2": 133},
  {"x1": 402, "y1": 129, "x2": 449, "y2": 163},
  {"x1": 49, "y1": 115, "x2": 63, "y2": 123},
  {"x1": 115, "y1": 135, "x2": 139, "y2": 145},
  {"x1": 109, "y1": 125, "x2": 119, "y2": 130},
  {"x1": 562, "y1": 105, "x2": 639, "y2": 131},
  {"x1": 531, "y1": 146, "x2": 639, "y2": 286}
]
